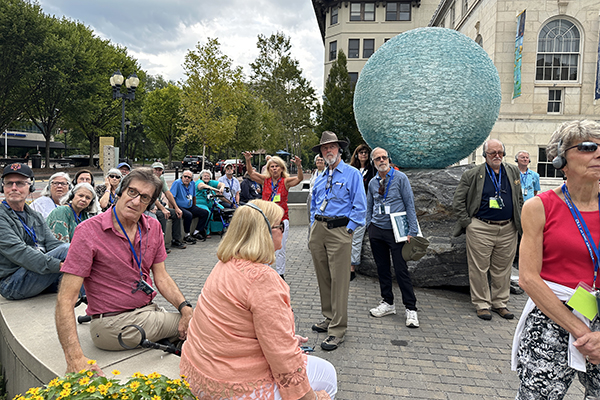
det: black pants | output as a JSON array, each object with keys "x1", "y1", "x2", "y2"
[
  {"x1": 368, "y1": 224, "x2": 417, "y2": 311},
  {"x1": 156, "y1": 207, "x2": 182, "y2": 242},
  {"x1": 181, "y1": 205, "x2": 209, "y2": 234}
]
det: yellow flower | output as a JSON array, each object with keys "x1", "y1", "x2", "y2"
[
  {"x1": 86, "y1": 385, "x2": 96, "y2": 393},
  {"x1": 148, "y1": 372, "x2": 161, "y2": 379},
  {"x1": 132, "y1": 372, "x2": 144, "y2": 378},
  {"x1": 62, "y1": 383, "x2": 71, "y2": 390},
  {"x1": 87, "y1": 359, "x2": 97, "y2": 365},
  {"x1": 112, "y1": 370, "x2": 121, "y2": 376},
  {"x1": 48, "y1": 378, "x2": 60, "y2": 387},
  {"x1": 145, "y1": 380, "x2": 152, "y2": 385},
  {"x1": 152, "y1": 396, "x2": 161, "y2": 400},
  {"x1": 87, "y1": 370, "x2": 94, "y2": 377},
  {"x1": 106, "y1": 382, "x2": 113, "y2": 388},
  {"x1": 121, "y1": 395, "x2": 129, "y2": 400},
  {"x1": 60, "y1": 388, "x2": 71, "y2": 397},
  {"x1": 150, "y1": 385, "x2": 155, "y2": 389},
  {"x1": 78, "y1": 377, "x2": 90, "y2": 386},
  {"x1": 112, "y1": 394, "x2": 119, "y2": 399},
  {"x1": 120, "y1": 388, "x2": 127, "y2": 393},
  {"x1": 26, "y1": 387, "x2": 40, "y2": 395}
]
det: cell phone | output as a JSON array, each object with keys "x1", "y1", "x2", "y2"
[{"x1": 300, "y1": 346, "x2": 314, "y2": 353}]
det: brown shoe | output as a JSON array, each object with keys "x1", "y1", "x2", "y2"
[
  {"x1": 492, "y1": 307, "x2": 514, "y2": 319},
  {"x1": 476, "y1": 309, "x2": 492, "y2": 320}
]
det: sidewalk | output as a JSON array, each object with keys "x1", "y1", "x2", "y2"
[{"x1": 155, "y1": 225, "x2": 585, "y2": 400}]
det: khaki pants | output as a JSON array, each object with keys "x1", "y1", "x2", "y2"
[
  {"x1": 89, "y1": 303, "x2": 180, "y2": 350},
  {"x1": 308, "y1": 220, "x2": 352, "y2": 338},
  {"x1": 465, "y1": 218, "x2": 517, "y2": 310}
]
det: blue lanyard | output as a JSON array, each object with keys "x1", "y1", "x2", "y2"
[
  {"x1": 270, "y1": 178, "x2": 281, "y2": 201},
  {"x1": 112, "y1": 206, "x2": 143, "y2": 277},
  {"x1": 180, "y1": 181, "x2": 192, "y2": 207},
  {"x1": 109, "y1": 192, "x2": 116, "y2": 205},
  {"x1": 69, "y1": 204, "x2": 82, "y2": 224},
  {"x1": 520, "y1": 170, "x2": 530, "y2": 187},
  {"x1": 485, "y1": 164, "x2": 502, "y2": 196},
  {"x1": 378, "y1": 169, "x2": 395, "y2": 202},
  {"x1": 561, "y1": 184, "x2": 600, "y2": 289},
  {"x1": 3, "y1": 201, "x2": 37, "y2": 245}
]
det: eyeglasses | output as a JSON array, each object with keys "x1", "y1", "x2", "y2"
[
  {"x1": 373, "y1": 156, "x2": 388, "y2": 162},
  {"x1": 51, "y1": 181, "x2": 68, "y2": 187},
  {"x1": 182, "y1": 175, "x2": 193, "y2": 179},
  {"x1": 125, "y1": 187, "x2": 153, "y2": 204},
  {"x1": 565, "y1": 142, "x2": 600, "y2": 153},
  {"x1": 4, "y1": 180, "x2": 29, "y2": 188},
  {"x1": 271, "y1": 223, "x2": 285, "y2": 232},
  {"x1": 108, "y1": 175, "x2": 121, "y2": 179},
  {"x1": 485, "y1": 151, "x2": 504, "y2": 157}
]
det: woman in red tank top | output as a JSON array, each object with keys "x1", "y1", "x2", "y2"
[
  {"x1": 243, "y1": 152, "x2": 304, "y2": 279},
  {"x1": 515, "y1": 120, "x2": 600, "y2": 398}
]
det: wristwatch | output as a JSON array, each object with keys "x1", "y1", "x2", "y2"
[
  {"x1": 347, "y1": 228, "x2": 354, "y2": 235},
  {"x1": 178, "y1": 300, "x2": 192, "y2": 313}
]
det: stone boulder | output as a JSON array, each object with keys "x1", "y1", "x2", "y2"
[{"x1": 357, "y1": 165, "x2": 474, "y2": 287}]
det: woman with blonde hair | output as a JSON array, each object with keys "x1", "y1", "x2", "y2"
[
  {"x1": 181, "y1": 200, "x2": 337, "y2": 400},
  {"x1": 243, "y1": 152, "x2": 304, "y2": 279}
]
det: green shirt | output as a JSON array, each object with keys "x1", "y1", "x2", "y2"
[{"x1": 46, "y1": 205, "x2": 89, "y2": 243}]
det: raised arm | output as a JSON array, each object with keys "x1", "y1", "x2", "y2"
[
  {"x1": 285, "y1": 156, "x2": 304, "y2": 190},
  {"x1": 243, "y1": 151, "x2": 266, "y2": 185}
]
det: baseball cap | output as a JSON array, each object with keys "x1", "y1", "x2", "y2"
[
  {"x1": 151, "y1": 162, "x2": 165, "y2": 170},
  {"x1": 117, "y1": 162, "x2": 131, "y2": 170},
  {"x1": 224, "y1": 162, "x2": 234, "y2": 168},
  {"x1": 2, "y1": 163, "x2": 34, "y2": 179}
]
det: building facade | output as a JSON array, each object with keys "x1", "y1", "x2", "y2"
[{"x1": 312, "y1": 0, "x2": 600, "y2": 177}]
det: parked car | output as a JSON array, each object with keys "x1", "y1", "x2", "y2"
[{"x1": 182, "y1": 155, "x2": 213, "y2": 173}]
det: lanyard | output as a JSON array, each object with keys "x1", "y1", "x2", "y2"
[
  {"x1": 561, "y1": 184, "x2": 600, "y2": 289},
  {"x1": 378, "y1": 169, "x2": 395, "y2": 202},
  {"x1": 109, "y1": 192, "x2": 116, "y2": 205},
  {"x1": 325, "y1": 169, "x2": 335, "y2": 197},
  {"x1": 485, "y1": 164, "x2": 502, "y2": 196},
  {"x1": 3, "y1": 200, "x2": 37, "y2": 245},
  {"x1": 520, "y1": 170, "x2": 530, "y2": 187},
  {"x1": 270, "y1": 178, "x2": 281, "y2": 201},
  {"x1": 69, "y1": 204, "x2": 82, "y2": 224},
  {"x1": 112, "y1": 206, "x2": 143, "y2": 277},
  {"x1": 180, "y1": 181, "x2": 192, "y2": 207}
]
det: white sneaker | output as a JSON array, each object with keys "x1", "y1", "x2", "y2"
[
  {"x1": 370, "y1": 301, "x2": 396, "y2": 317},
  {"x1": 405, "y1": 309, "x2": 419, "y2": 328}
]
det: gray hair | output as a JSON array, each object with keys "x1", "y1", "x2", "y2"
[
  {"x1": 62, "y1": 182, "x2": 99, "y2": 214},
  {"x1": 370, "y1": 147, "x2": 388, "y2": 162},
  {"x1": 314, "y1": 154, "x2": 324, "y2": 163},
  {"x1": 105, "y1": 168, "x2": 122, "y2": 178},
  {"x1": 546, "y1": 120, "x2": 600, "y2": 160},
  {"x1": 515, "y1": 150, "x2": 530, "y2": 158},
  {"x1": 40, "y1": 172, "x2": 71, "y2": 197},
  {"x1": 199, "y1": 169, "x2": 212, "y2": 179}
]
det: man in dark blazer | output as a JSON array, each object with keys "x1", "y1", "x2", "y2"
[{"x1": 452, "y1": 139, "x2": 523, "y2": 321}]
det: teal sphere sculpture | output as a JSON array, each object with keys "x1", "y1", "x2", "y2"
[{"x1": 353, "y1": 27, "x2": 501, "y2": 169}]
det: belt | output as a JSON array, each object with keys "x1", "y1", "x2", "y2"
[
  {"x1": 315, "y1": 215, "x2": 334, "y2": 221},
  {"x1": 476, "y1": 217, "x2": 512, "y2": 226},
  {"x1": 91, "y1": 302, "x2": 153, "y2": 320}
]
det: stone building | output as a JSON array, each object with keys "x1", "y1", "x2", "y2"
[{"x1": 312, "y1": 0, "x2": 600, "y2": 178}]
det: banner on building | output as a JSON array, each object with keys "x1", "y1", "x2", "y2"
[
  {"x1": 595, "y1": 26, "x2": 600, "y2": 100},
  {"x1": 513, "y1": 10, "x2": 526, "y2": 99}
]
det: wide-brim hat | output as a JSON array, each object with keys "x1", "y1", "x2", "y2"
[
  {"x1": 2, "y1": 163, "x2": 34, "y2": 179},
  {"x1": 402, "y1": 236, "x2": 430, "y2": 262},
  {"x1": 151, "y1": 162, "x2": 165, "y2": 170},
  {"x1": 312, "y1": 131, "x2": 350, "y2": 153}
]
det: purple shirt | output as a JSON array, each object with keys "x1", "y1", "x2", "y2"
[{"x1": 61, "y1": 207, "x2": 167, "y2": 315}]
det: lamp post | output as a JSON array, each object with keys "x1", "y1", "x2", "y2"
[
  {"x1": 142, "y1": 138, "x2": 145, "y2": 166},
  {"x1": 110, "y1": 70, "x2": 139, "y2": 161}
]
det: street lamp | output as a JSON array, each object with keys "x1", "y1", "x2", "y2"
[
  {"x1": 110, "y1": 70, "x2": 139, "y2": 161},
  {"x1": 142, "y1": 138, "x2": 145, "y2": 166}
]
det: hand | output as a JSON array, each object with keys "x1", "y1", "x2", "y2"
[
  {"x1": 175, "y1": 207, "x2": 183, "y2": 218},
  {"x1": 295, "y1": 335, "x2": 308, "y2": 345},
  {"x1": 243, "y1": 151, "x2": 252, "y2": 162},
  {"x1": 574, "y1": 331, "x2": 600, "y2": 364},
  {"x1": 104, "y1": 176, "x2": 111, "y2": 187},
  {"x1": 406, "y1": 235, "x2": 412, "y2": 243},
  {"x1": 163, "y1": 209, "x2": 170, "y2": 219},
  {"x1": 292, "y1": 156, "x2": 302, "y2": 167},
  {"x1": 66, "y1": 356, "x2": 105, "y2": 376},
  {"x1": 177, "y1": 309, "x2": 193, "y2": 341}
]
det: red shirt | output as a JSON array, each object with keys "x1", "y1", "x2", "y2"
[
  {"x1": 61, "y1": 207, "x2": 167, "y2": 315},
  {"x1": 262, "y1": 177, "x2": 289, "y2": 221},
  {"x1": 539, "y1": 190, "x2": 600, "y2": 289}
]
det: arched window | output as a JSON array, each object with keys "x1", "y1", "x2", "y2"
[{"x1": 536, "y1": 19, "x2": 580, "y2": 81}]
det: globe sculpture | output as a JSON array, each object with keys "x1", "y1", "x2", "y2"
[{"x1": 353, "y1": 27, "x2": 502, "y2": 169}]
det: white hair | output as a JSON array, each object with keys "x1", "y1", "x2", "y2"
[
  {"x1": 61, "y1": 182, "x2": 99, "y2": 214},
  {"x1": 40, "y1": 172, "x2": 71, "y2": 197}
]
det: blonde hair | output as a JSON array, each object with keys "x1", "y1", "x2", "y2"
[
  {"x1": 265, "y1": 156, "x2": 289, "y2": 179},
  {"x1": 217, "y1": 200, "x2": 284, "y2": 264}
]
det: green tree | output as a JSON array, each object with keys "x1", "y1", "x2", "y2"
[
  {"x1": 142, "y1": 84, "x2": 184, "y2": 167},
  {"x1": 0, "y1": 0, "x2": 48, "y2": 132},
  {"x1": 250, "y1": 32, "x2": 318, "y2": 157},
  {"x1": 181, "y1": 38, "x2": 244, "y2": 158},
  {"x1": 319, "y1": 50, "x2": 363, "y2": 153},
  {"x1": 145, "y1": 74, "x2": 175, "y2": 91}
]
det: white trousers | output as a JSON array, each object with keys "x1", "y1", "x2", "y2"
[
  {"x1": 274, "y1": 355, "x2": 338, "y2": 399},
  {"x1": 275, "y1": 219, "x2": 290, "y2": 275}
]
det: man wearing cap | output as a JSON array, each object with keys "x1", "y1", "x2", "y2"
[
  {"x1": 117, "y1": 162, "x2": 131, "y2": 176},
  {"x1": 0, "y1": 163, "x2": 70, "y2": 300},
  {"x1": 151, "y1": 162, "x2": 186, "y2": 250},
  {"x1": 452, "y1": 139, "x2": 523, "y2": 321},
  {"x1": 170, "y1": 170, "x2": 208, "y2": 243},
  {"x1": 309, "y1": 131, "x2": 366, "y2": 351},
  {"x1": 218, "y1": 163, "x2": 240, "y2": 208},
  {"x1": 366, "y1": 147, "x2": 421, "y2": 328}
]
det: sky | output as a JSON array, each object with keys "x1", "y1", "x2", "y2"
[{"x1": 37, "y1": 0, "x2": 326, "y2": 96}]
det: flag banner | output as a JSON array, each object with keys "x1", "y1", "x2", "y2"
[{"x1": 513, "y1": 10, "x2": 526, "y2": 99}]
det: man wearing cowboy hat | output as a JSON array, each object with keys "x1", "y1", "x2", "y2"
[
  {"x1": 366, "y1": 147, "x2": 422, "y2": 328},
  {"x1": 309, "y1": 131, "x2": 366, "y2": 351}
]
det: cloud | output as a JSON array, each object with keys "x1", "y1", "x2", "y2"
[{"x1": 37, "y1": 0, "x2": 325, "y2": 95}]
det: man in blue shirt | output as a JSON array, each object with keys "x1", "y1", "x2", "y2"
[
  {"x1": 515, "y1": 150, "x2": 540, "y2": 202},
  {"x1": 366, "y1": 147, "x2": 420, "y2": 328},
  {"x1": 169, "y1": 170, "x2": 208, "y2": 244},
  {"x1": 309, "y1": 131, "x2": 366, "y2": 351}
]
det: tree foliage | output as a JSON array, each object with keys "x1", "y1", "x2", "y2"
[
  {"x1": 142, "y1": 84, "x2": 184, "y2": 167},
  {"x1": 319, "y1": 50, "x2": 362, "y2": 154},
  {"x1": 181, "y1": 38, "x2": 244, "y2": 153},
  {"x1": 250, "y1": 32, "x2": 319, "y2": 157}
]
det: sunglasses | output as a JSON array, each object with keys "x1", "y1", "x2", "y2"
[
  {"x1": 271, "y1": 223, "x2": 285, "y2": 232},
  {"x1": 182, "y1": 175, "x2": 193, "y2": 179},
  {"x1": 108, "y1": 175, "x2": 121, "y2": 179},
  {"x1": 374, "y1": 156, "x2": 388, "y2": 162},
  {"x1": 565, "y1": 142, "x2": 600, "y2": 153},
  {"x1": 485, "y1": 151, "x2": 504, "y2": 157}
]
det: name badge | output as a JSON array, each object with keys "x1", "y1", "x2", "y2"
[
  {"x1": 489, "y1": 197, "x2": 504, "y2": 209},
  {"x1": 378, "y1": 205, "x2": 391, "y2": 214},
  {"x1": 522, "y1": 189, "x2": 528, "y2": 197},
  {"x1": 272, "y1": 194, "x2": 281, "y2": 202},
  {"x1": 320, "y1": 199, "x2": 328, "y2": 212},
  {"x1": 567, "y1": 282, "x2": 598, "y2": 321}
]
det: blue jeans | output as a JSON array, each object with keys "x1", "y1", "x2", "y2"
[{"x1": 0, "y1": 243, "x2": 70, "y2": 300}]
